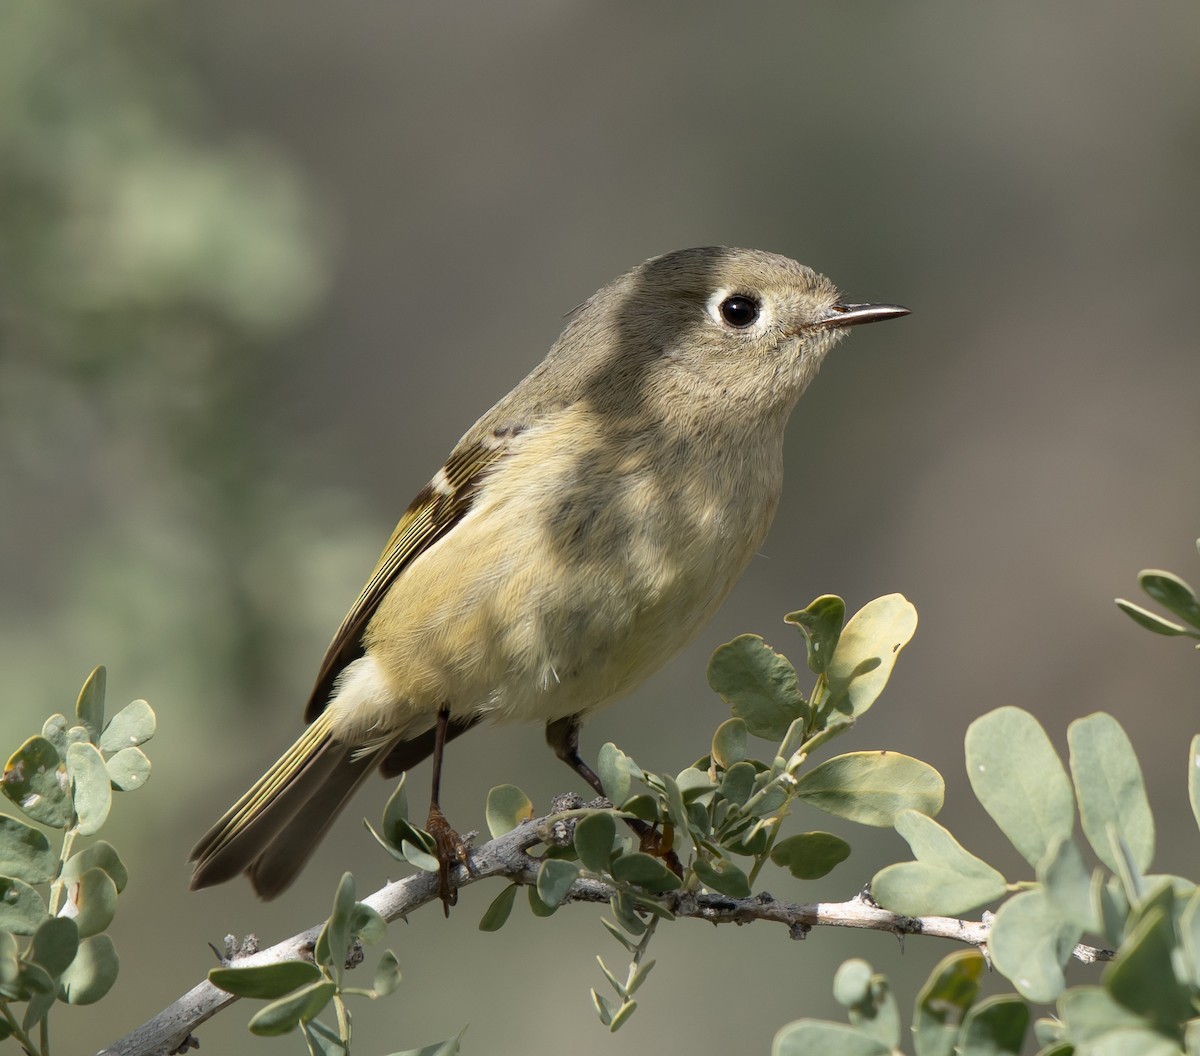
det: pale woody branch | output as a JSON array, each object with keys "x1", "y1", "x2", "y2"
[{"x1": 99, "y1": 810, "x2": 1114, "y2": 1056}]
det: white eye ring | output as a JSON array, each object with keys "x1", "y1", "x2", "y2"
[{"x1": 706, "y1": 288, "x2": 772, "y2": 332}]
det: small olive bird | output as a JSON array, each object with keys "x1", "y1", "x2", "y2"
[{"x1": 189, "y1": 246, "x2": 908, "y2": 905}]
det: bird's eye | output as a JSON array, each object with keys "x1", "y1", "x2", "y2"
[{"x1": 718, "y1": 295, "x2": 760, "y2": 329}]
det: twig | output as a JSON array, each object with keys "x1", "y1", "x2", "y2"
[{"x1": 98, "y1": 812, "x2": 1115, "y2": 1056}]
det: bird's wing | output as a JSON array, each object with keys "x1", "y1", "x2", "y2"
[{"x1": 303, "y1": 438, "x2": 507, "y2": 721}]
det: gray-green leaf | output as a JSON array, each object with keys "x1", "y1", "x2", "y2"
[
  {"x1": 209, "y1": 960, "x2": 322, "y2": 998},
  {"x1": 59, "y1": 934, "x2": 119, "y2": 1004},
  {"x1": 784, "y1": 594, "x2": 846, "y2": 675},
  {"x1": 105, "y1": 747, "x2": 151, "y2": 792},
  {"x1": 0, "y1": 876, "x2": 49, "y2": 935},
  {"x1": 3, "y1": 737, "x2": 72, "y2": 828},
  {"x1": 98, "y1": 699, "x2": 156, "y2": 755},
  {"x1": 872, "y1": 810, "x2": 1005, "y2": 916},
  {"x1": 1068, "y1": 713, "x2": 1154, "y2": 874},
  {"x1": 770, "y1": 831, "x2": 851, "y2": 880},
  {"x1": 75, "y1": 666, "x2": 107, "y2": 742},
  {"x1": 794, "y1": 751, "x2": 944, "y2": 827},
  {"x1": 485, "y1": 784, "x2": 533, "y2": 838},
  {"x1": 0, "y1": 815, "x2": 56, "y2": 884},
  {"x1": 67, "y1": 742, "x2": 112, "y2": 835},
  {"x1": 988, "y1": 888, "x2": 1081, "y2": 1002},
  {"x1": 773, "y1": 1020, "x2": 893, "y2": 1056},
  {"x1": 913, "y1": 949, "x2": 985, "y2": 1056},
  {"x1": 707, "y1": 634, "x2": 806, "y2": 740},
  {"x1": 964, "y1": 707, "x2": 1074, "y2": 869},
  {"x1": 822, "y1": 594, "x2": 917, "y2": 721}
]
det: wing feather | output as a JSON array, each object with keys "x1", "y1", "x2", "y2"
[{"x1": 302, "y1": 439, "x2": 507, "y2": 721}]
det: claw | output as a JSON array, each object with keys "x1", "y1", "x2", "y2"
[{"x1": 425, "y1": 802, "x2": 469, "y2": 915}]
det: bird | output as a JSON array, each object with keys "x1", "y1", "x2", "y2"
[{"x1": 189, "y1": 246, "x2": 909, "y2": 906}]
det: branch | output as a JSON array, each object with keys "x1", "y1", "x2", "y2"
[{"x1": 99, "y1": 810, "x2": 1114, "y2": 1056}]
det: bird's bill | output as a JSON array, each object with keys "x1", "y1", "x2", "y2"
[{"x1": 821, "y1": 302, "x2": 911, "y2": 328}]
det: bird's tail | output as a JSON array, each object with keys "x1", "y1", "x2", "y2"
[{"x1": 189, "y1": 710, "x2": 393, "y2": 899}]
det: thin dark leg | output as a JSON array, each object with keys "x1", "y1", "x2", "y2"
[
  {"x1": 425, "y1": 705, "x2": 467, "y2": 915},
  {"x1": 545, "y1": 715, "x2": 681, "y2": 876},
  {"x1": 545, "y1": 715, "x2": 605, "y2": 797}
]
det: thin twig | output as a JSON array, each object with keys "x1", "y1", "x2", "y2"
[{"x1": 97, "y1": 812, "x2": 1115, "y2": 1056}]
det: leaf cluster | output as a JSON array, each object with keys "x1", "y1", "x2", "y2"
[{"x1": 0, "y1": 667, "x2": 155, "y2": 1052}]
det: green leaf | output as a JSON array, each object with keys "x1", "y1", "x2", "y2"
[
  {"x1": 1115, "y1": 598, "x2": 1193, "y2": 636},
  {"x1": 349, "y1": 902, "x2": 386, "y2": 944},
  {"x1": 711, "y1": 718, "x2": 749, "y2": 769},
  {"x1": 485, "y1": 784, "x2": 533, "y2": 838},
  {"x1": 0, "y1": 876, "x2": 48, "y2": 935},
  {"x1": 964, "y1": 707, "x2": 1074, "y2": 869},
  {"x1": 1179, "y1": 888, "x2": 1200, "y2": 988},
  {"x1": 1068, "y1": 713, "x2": 1154, "y2": 873},
  {"x1": 59, "y1": 933, "x2": 119, "y2": 1004},
  {"x1": 1095, "y1": 873, "x2": 1129, "y2": 948},
  {"x1": 988, "y1": 889, "x2": 1081, "y2": 1002},
  {"x1": 67, "y1": 742, "x2": 112, "y2": 835},
  {"x1": 385, "y1": 1027, "x2": 466, "y2": 1056},
  {"x1": 0, "y1": 814, "x2": 56, "y2": 884},
  {"x1": 61, "y1": 840, "x2": 128, "y2": 893},
  {"x1": 98, "y1": 699, "x2": 156, "y2": 755},
  {"x1": 303, "y1": 1017, "x2": 348, "y2": 1056},
  {"x1": 527, "y1": 884, "x2": 557, "y2": 918},
  {"x1": 610, "y1": 852, "x2": 681, "y2": 893},
  {"x1": 707, "y1": 634, "x2": 806, "y2": 740},
  {"x1": 478, "y1": 883, "x2": 519, "y2": 932},
  {"x1": 248, "y1": 978, "x2": 336, "y2": 1035},
  {"x1": 536, "y1": 859, "x2": 579, "y2": 908},
  {"x1": 574, "y1": 811, "x2": 617, "y2": 873},
  {"x1": 3, "y1": 736, "x2": 72, "y2": 828},
  {"x1": 1056, "y1": 985, "x2": 1152, "y2": 1044},
  {"x1": 773, "y1": 1020, "x2": 892, "y2": 1056},
  {"x1": 1039, "y1": 837, "x2": 1098, "y2": 932},
  {"x1": 872, "y1": 810, "x2": 1006, "y2": 916},
  {"x1": 373, "y1": 949, "x2": 402, "y2": 997},
  {"x1": 400, "y1": 840, "x2": 440, "y2": 872},
  {"x1": 794, "y1": 751, "x2": 944, "y2": 826},
  {"x1": 209, "y1": 960, "x2": 322, "y2": 998},
  {"x1": 822, "y1": 594, "x2": 917, "y2": 721},
  {"x1": 75, "y1": 666, "x2": 107, "y2": 742},
  {"x1": 913, "y1": 949, "x2": 985, "y2": 1056},
  {"x1": 831, "y1": 960, "x2": 902, "y2": 1048},
  {"x1": 0, "y1": 930, "x2": 19, "y2": 998},
  {"x1": 30, "y1": 916, "x2": 79, "y2": 979},
  {"x1": 958, "y1": 994, "x2": 1029, "y2": 1055},
  {"x1": 1081, "y1": 1028, "x2": 1188, "y2": 1055},
  {"x1": 833, "y1": 958, "x2": 873, "y2": 1006},
  {"x1": 718, "y1": 761, "x2": 757, "y2": 807},
  {"x1": 597, "y1": 743, "x2": 640, "y2": 806},
  {"x1": 41, "y1": 715, "x2": 70, "y2": 760},
  {"x1": 691, "y1": 857, "x2": 751, "y2": 897},
  {"x1": 105, "y1": 747, "x2": 151, "y2": 791},
  {"x1": 770, "y1": 831, "x2": 851, "y2": 880},
  {"x1": 1104, "y1": 906, "x2": 1194, "y2": 1031},
  {"x1": 1189, "y1": 736, "x2": 1200, "y2": 836},
  {"x1": 1139, "y1": 569, "x2": 1200, "y2": 629},
  {"x1": 65, "y1": 866, "x2": 119, "y2": 938},
  {"x1": 315, "y1": 872, "x2": 356, "y2": 976},
  {"x1": 785, "y1": 594, "x2": 846, "y2": 675}
]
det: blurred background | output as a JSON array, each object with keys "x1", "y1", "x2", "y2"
[{"x1": 3, "y1": 2, "x2": 1199, "y2": 1052}]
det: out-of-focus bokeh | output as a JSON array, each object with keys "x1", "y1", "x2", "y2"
[{"x1": 3, "y1": 3, "x2": 1198, "y2": 1052}]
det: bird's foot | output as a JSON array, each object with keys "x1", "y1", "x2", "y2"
[
  {"x1": 631, "y1": 819, "x2": 683, "y2": 877},
  {"x1": 425, "y1": 802, "x2": 470, "y2": 915}
]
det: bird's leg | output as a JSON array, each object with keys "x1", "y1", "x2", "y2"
[
  {"x1": 545, "y1": 714, "x2": 606, "y2": 796},
  {"x1": 425, "y1": 705, "x2": 469, "y2": 914},
  {"x1": 545, "y1": 715, "x2": 682, "y2": 876}
]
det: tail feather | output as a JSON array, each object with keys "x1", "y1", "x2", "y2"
[
  {"x1": 245, "y1": 744, "x2": 389, "y2": 899},
  {"x1": 189, "y1": 711, "x2": 394, "y2": 897}
]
